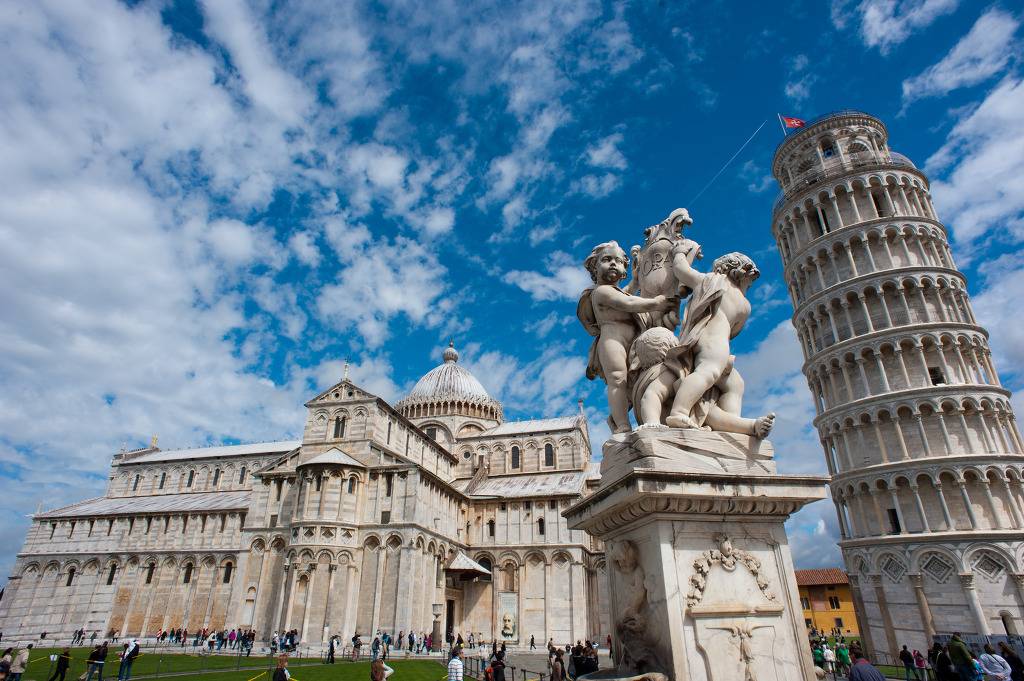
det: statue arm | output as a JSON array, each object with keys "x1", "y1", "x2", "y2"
[
  {"x1": 671, "y1": 242, "x2": 705, "y2": 291},
  {"x1": 595, "y1": 288, "x2": 671, "y2": 313}
]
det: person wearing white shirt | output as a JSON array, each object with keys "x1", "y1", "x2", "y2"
[{"x1": 979, "y1": 643, "x2": 1012, "y2": 681}]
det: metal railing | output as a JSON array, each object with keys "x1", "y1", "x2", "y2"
[{"x1": 773, "y1": 110, "x2": 882, "y2": 156}]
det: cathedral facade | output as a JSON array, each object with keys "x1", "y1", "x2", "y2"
[{"x1": 0, "y1": 343, "x2": 610, "y2": 646}]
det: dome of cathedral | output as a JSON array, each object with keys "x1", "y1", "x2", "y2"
[{"x1": 397, "y1": 342, "x2": 503, "y2": 422}]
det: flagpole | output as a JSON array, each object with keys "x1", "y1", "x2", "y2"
[{"x1": 777, "y1": 113, "x2": 788, "y2": 136}]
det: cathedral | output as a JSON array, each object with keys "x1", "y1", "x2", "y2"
[{"x1": 0, "y1": 343, "x2": 610, "y2": 646}]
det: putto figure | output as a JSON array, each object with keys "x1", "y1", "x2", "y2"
[
  {"x1": 578, "y1": 241, "x2": 675, "y2": 434},
  {"x1": 578, "y1": 209, "x2": 774, "y2": 438}
]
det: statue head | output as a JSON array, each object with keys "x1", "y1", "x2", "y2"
[
  {"x1": 584, "y1": 241, "x2": 629, "y2": 285},
  {"x1": 712, "y1": 252, "x2": 760, "y2": 286},
  {"x1": 610, "y1": 540, "x2": 639, "y2": 572},
  {"x1": 501, "y1": 613, "x2": 514, "y2": 634},
  {"x1": 632, "y1": 327, "x2": 679, "y2": 370}
]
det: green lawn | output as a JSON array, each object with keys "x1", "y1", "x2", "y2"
[
  {"x1": 12, "y1": 646, "x2": 330, "y2": 680},
  {"x1": 169, "y1": 660, "x2": 447, "y2": 681}
]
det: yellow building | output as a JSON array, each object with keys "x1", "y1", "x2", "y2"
[{"x1": 796, "y1": 568, "x2": 860, "y2": 637}]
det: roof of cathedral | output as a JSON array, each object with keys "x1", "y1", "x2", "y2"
[
  {"x1": 453, "y1": 470, "x2": 590, "y2": 498},
  {"x1": 123, "y1": 440, "x2": 301, "y2": 464},
  {"x1": 475, "y1": 415, "x2": 583, "y2": 437},
  {"x1": 397, "y1": 342, "x2": 501, "y2": 409},
  {"x1": 38, "y1": 490, "x2": 251, "y2": 518},
  {"x1": 300, "y1": 447, "x2": 365, "y2": 468}
]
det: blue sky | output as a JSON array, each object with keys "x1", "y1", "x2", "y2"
[{"x1": 1, "y1": 0, "x2": 1022, "y2": 582}]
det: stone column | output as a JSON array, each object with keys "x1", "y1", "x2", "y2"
[
  {"x1": 321, "y1": 564, "x2": 336, "y2": 643},
  {"x1": 272, "y1": 564, "x2": 289, "y2": 636},
  {"x1": 342, "y1": 564, "x2": 359, "y2": 639},
  {"x1": 908, "y1": 574, "x2": 936, "y2": 643},
  {"x1": 957, "y1": 481, "x2": 980, "y2": 530},
  {"x1": 300, "y1": 566, "x2": 316, "y2": 643},
  {"x1": 959, "y1": 574, "x2": 990, "y2": 635},
  {"x1": 871, "y1": 574, "x2": 899, "y2": 657},
  {"x1": 909, "y1": 484, "x2": 931, "y2": 532},
  {"x1": 282, "y1": 564, "x2": 300, "y2": 632},
  {"x1": 980, "y1": 481, "x2": 1005, "y2": 529},
  {"x1": 847, "y1": 575, "x2": 876, "y2": 658},
  {"x1": 934, "y1": 483, "x2": 955, "y2": 530}
]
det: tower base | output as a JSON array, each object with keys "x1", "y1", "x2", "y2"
[{"x1": 566, "y1": 429, "x2": 827, "y2": 681}]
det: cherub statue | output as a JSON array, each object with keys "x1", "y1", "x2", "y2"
[
  {"x1": 664, "y1": 242, "x2": 773, "y2": 437},
  {"x1": 578, "y1": 241, "x2": 675, "y2": 434},
  {"x1": 629, "y1": 326, "x2": 776, "y2": 437}
]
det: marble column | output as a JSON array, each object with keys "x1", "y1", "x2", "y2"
[
  {"x1": 959, "y1": 574, "x2": 990, "y2": 635},
  {"x1": 908, "y1": 574, "x2": 936, "y2": 643}
]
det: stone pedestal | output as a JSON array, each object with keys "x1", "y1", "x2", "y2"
[{"x1": 566, "y1": 429, "x2": 827, "y2": 681}]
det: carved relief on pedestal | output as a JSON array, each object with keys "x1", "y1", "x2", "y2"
[
  {"x1": 609, "y1": 540, "x2": 667, "y2": 676},
  {"x1": 685, "y1": 534, "x2": 795, "y2": 681}
]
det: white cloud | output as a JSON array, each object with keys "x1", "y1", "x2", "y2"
[
  {"x1": 461, "y1": 344, "x2": 588, "y2": 417},
  {"x1": 502, "y1": 251, "x2": 593, "y2": 302},
  {"x1": 288, "y1": 230, "x2": 321, "y2": 267},
  {"x1": 585, "y1": 133, "x2": 628, "y2": 170},
  {"x1": 925, "y1": 77, "x2": 1024, "y2": 246},
  {"x1": 832, "y1": 0, "x2": 960, "y2": 54},
  {"x1": 971, "y1": 253, "x2": 1024, "y2": 386},
  {"x1": 572, "y1": 172, "x2": 622, "y2": 199},
  {"x1": 421, "y1": 206, "x2": 456, "y2": 236},
  {"x1": 783, "y1": 53, "x2": 817, "y2": 105},
  {"x1": 739, "y1": 159, "x2": 775, "y2": 194},
  {"x1": 901, "y1": 8, "x2": 1020, "y2": 107}
]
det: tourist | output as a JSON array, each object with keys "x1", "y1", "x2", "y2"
[
  {"x1": 914, "y1": 650, "x2": 930, "y2": 678},
  {"x1": 117, "y1": 639, "x2": 139, "y2": 681},
  {"x1": 979, "y1": 644, "x2": 1012, "y2": 680},
  {"x1": 836, "y1": 643, "x2": 851, "y2": 676},
  {"x1": 900, "y1": 645, "x2": 923, "y2": 681},
  {"x1": 492, "y1": 650, "x2": 506, "y2": 681},
  {"x1": 935, "y1": 645, "x2": 958, "y2": 681},
  {"x1": 551, "y1": 650, "x2": 566, "y2": 681},
  {"x1": 848, "y1": 648, "x2": 887, "y2": 681},
  {"x1": 949, "y1": 634, "x2": 976, "y2": 681},
  {"x1": 327, "y1": 636, "x2": 336, "y2": 664},
  {"x1": 823, "y1": 644, "x2": 836, "y2": 673},
  {"x1": 48, "y1": 647, "x2": 72, "y2": 681},
  {"x1": 997, "y1": 642, "x2": 1024, "y2": 681},
  {"x1": 1, "y1": 648, "x2": 12, "y2": 675},
  {"x1": 372, "y1": 636, "x2": 381, "y2": 662},
  {"x1": 272, "y1": 655, "x2": 289, "y2": 681},
  {"x1": 9, "y1": 644, "x2": 31, "y2": 681},
  {"x1": 448, "y1": 647, "x2": 464, "y2": 681},
  {"x1": 530, "y1": 635, "x2": 536, "y2": 650},
  {"x1": 85, "y1": 643, "x2": 106, "y2": 681}
]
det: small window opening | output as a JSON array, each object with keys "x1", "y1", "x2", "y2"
[
  {"x1": 928, "y1": 367, "x2": 946, "y2": 385},
  {"x1": 66, "y1": 568, "x2": 76, "y2": 586},
  {"x1": 145, "y1": 563, "x2": 155, "y2": 584},
  {"x1": 887, "y1": 508, "x2": 901, "y2": 534},
  {"x1": 106, "y1": 563, "x2": 118, "y2": 585},
  {"x1": 381, "y1": 510, "x2": 391, "y2": 524},
  {"x1": 132, "y1": 475, "x2": 141, "y2": 491},
  {"x1": 487, "y1": 519, "x2": 495, "y2": 537},
  {"x1": 238, "y1": 466, "x2": 246, "y2": 484},
  {"x1": 186, "y1": 470, "x2": 195, "y2": 487},
  {"x1": 333, "y1": 417, "x2": 346, "y2": 439},
  {"x1": 538, "y1": 518, "x2": 546, "y2": 535},
  {"x1": 183, "y1": 563, "x2": 193, "y2": 584},
  {"x1": 347, "y1": 477, "x2": 356, "y2": 494},
  {"x1": 426, "y1": 426, "x2": 437, "y2": 441},
  {"x1": 158, "y1": 472, "x2": 166, "y2": 489},
  {"x1": 213, "y1": 469, "x2": 221, "y2": 487},
  {"x1": 385, "y1": 473, "x2": 393, "y2": 497},
  {"x1": 511, "y1": 446, "x2": 521, "y2": 469},
  {"x1": 223, "y1": 563, "x2": 233, "y2": 583},
  {"x1": 544, "y1": 444, "x2": 554, "y2": 467}
]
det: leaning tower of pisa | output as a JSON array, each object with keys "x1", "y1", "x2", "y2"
[{"x1": 770, "y1": 111, "x2": 1024, "y2": 656}]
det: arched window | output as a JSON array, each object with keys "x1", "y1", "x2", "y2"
[
  {"x1": 347, "y1": 477, "x2": 356, "y2": 494},
  {"x1": 106, "y1": 564, "x2": 118, "y2": 585},
  {"x1": 186, "y1": 470, "x2": 195, "y2": 487},
  {"x1": 212, "y1": 469, "x2": 221, "y2": 487},
  {"x1": 145, "y1": 563, "x2": 156, "y2": 584},
  {"x1": 544, "y1": 444, "x2": 554, "y2": 467},
  {"x1": 182, "y1": 563, "x2": 193, "y2": 584},
  {"x1": 66, "y1": 567, "x2": 76, "y2": 586},
  {"x1": 487, "y1": 519, "x2": 495, "y2": 537},
  {"x1": 333, "y1": 417, "x2": 346, "y2": 439},
  {"x1": 238, "y1": 466, "x2": 246, "y2": 484},
  {"x1": 538, "y1": 518, "x2": 545, "y2": 535},
  {"x1": 223, "y1": 562, "x2": 233, "y2": 583},
  {"x1": 132, "y1": 475, "x2": 141, "y2": 491},
  {"x1": 426, "y1": 426, "x2": 437, "y2": 441},
  {"x1": 821, "y1": 140, "x2": 836, "y2": 159},
  {"x1": 315, "y1": 476, "x2": 323, "y2": 492},
  {"x1": 477, "y1": 557, "x2": 492, "y2": 582},
  {"x1": 511, "y1": 446, "x2": 521, "y2": 469}
]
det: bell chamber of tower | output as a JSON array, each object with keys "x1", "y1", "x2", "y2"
[{"x1": 770, "y1": 111, "x2": 1024, "y2": 656}]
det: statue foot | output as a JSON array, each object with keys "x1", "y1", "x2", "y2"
[
  {"x1": 753, "y1": 412, "x2": 776, "y2": 439},
  {"x1": 664, "y1": 413, "x2": 698, "y2": 429}
]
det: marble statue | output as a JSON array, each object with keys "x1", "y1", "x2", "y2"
[
  {"x1": 579, "y1": 241, "x2": 676, "y2": 434},
  {"x1": 578, "y1": 209, "x2": 774, "y2": 437}
]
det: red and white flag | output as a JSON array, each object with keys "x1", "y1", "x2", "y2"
[{"x1": 781, "y1": 115, "x2": 806, "y2": 128}]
